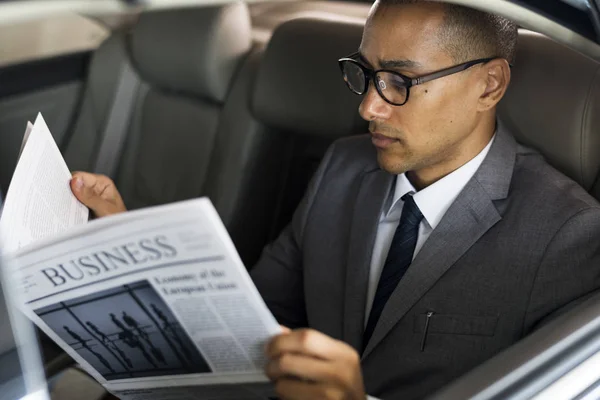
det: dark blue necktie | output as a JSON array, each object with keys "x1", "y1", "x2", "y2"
[{"x1": 363, "y1": 193, "x2": 424, "y2": 348}]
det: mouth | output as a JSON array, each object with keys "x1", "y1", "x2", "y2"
[{"x1": 371, "y1": 132, "x2": 399, "y2": 149}]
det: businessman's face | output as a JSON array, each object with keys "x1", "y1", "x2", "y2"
[{"x1": 358, "y1": 2, "x2": 498, "y2": 182}]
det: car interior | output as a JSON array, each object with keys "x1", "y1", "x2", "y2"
[
  {"x1": 0, "y1": 0, "x2": 600, "y2": 398},
  {"x1": 430, "y1": 290, "x2": 600, "y2": 399}
]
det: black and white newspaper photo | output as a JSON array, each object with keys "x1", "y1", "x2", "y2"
[{"x1": 33, "y1": 279, "x2": 212, "y2": 380}]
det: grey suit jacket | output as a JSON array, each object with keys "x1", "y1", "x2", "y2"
[{"x1": 250, "y1": 125, "x2": 600, "y2": 399}]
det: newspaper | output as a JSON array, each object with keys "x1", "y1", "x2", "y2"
[
  {"x1": 0, "y1": 113, "x2": 89, "y2": 254},
  {"x1": 0, "y1": 114, "x2": 281, "y2": 399},
  {"x1": 6, "y1": 198, "x2": 282, "y2": 399}
]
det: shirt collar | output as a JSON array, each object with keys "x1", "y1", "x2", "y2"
[{"x1": 385, "y1": 135, "x2": 496, "y2": 229}]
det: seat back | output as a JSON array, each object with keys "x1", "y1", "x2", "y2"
[
  {"x1": 252, "y1": 17, "x2": 367, "y2": 236},
  {"x1": 498, "y1": 30, "x2": 600, "y2": 193},
  {"x1": 66, "y1": 3, "x2": 252, "y2": 204},
  {"x1": 64, "y1": 4, "x2": 286, "y2": 265}
]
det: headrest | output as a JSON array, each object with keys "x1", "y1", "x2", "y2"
[
  {"x1": 252, "y1": 18, "x2": 367, "y2": 137},
  {"x1": 130, "y1": 3, "x2": 251, "y2": 102},
  {"x1": 498, "y1": 30, "x2": 600, "y2": 190}
]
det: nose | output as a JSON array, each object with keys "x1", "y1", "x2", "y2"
[{"x1": 358, "y1": 81, "x2": 393, "y2": 122}]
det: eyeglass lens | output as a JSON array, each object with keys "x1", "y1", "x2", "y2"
[{"x1": 341, "y1": 61, "x2": 408, "y2": 105}]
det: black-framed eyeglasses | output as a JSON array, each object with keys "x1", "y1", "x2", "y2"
[{"x1": 338, "y1": 52, "x2": 496, "y2": 106}]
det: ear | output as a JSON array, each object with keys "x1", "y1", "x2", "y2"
[{"x1": 477, "y1": 58, "x2": 511, "y2": 111}]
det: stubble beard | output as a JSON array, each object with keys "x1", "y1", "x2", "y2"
[{"x1": 376, "y1": 148, "x2": 415, "y2": 175}]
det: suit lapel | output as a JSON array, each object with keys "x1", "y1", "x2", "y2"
[
  {"x1": 361, "y1": 124, "x2": 518, "y2": 359},
  {"x1": 343, "y1": 168, "x2": 394, "y2": 352},
  {"x1": 361, "y1": 180, "x2": 501, "y2": 358}
]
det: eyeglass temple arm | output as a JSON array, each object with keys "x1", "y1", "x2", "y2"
[{"x1": 412, "y1": 58, "x2": 495, "y2": 86}]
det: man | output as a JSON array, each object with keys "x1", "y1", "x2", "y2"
[{"x1": 70, "y1": 1, "x2": 600, "y2": 399}]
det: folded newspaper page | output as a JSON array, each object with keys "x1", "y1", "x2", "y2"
[
  {"x1": 0, "y1": 113, "x2": 89, "y2": 255},
  {"x1": 19, "y1": 121, "x2": 34, "y2": 159},
  {"x1": 5, "y1": 198, "x2": 281, "y2": 400}
]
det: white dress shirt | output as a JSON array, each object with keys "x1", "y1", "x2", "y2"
[
  {"x1": 364, "y1": 137, "x2": 494, "y2": 400},
  {"x1": 365, "y1": 136, "x2": 495, "y2": 324}
]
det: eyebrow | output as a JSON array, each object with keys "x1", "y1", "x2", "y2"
[
  {"x1": 357, "y1": 51, "x2": 423, "y2": 71},
  {"x1": 380, "y1": 59, "x2": 423, "y2": 70}
]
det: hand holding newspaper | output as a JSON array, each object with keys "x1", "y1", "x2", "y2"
[{"x1": 0, "y1": 115, "x2": 282, "y2": 399}]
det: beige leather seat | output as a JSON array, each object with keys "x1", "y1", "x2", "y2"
[
  {"x1": 251, "y1": 18, "x2": 368, "y2": 236},
  {"x1": 498, "y1": 30, "x2": 600, "y2": 194}
]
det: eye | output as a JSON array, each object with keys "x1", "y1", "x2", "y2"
[
  {"x1": 387, "y1": 74, "x2": 408, "y2": 91},
  {"x1": 375, "y1": 72, "x2": 409, "y2": 105}
]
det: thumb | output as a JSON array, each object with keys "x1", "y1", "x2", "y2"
[
  {"x1": 70, "y1": 174, "x2": 103, "y2": 210},
  {"x1": 71, "y1": 172, "x2": 127, "y2": 217},
  {"x1": 279, "y1": 325, "x2": 292, "y2": 334},
  {"x1": 70, "y1": 172, "x2": 122, "y2": 217}
]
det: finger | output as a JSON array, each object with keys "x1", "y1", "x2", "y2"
[
  {"x1": 266, "y1": 353, "x2": 340, "y2": 384},
  {"x1": 70, "y1": 174, "x2": 105, "y2": 210},
  {"x1": 70, "y1": 174, "x2": 85, "y2": 201},
  {"x1": 71, "y1": 171, "x2": 102, "y2": 191},
  {"x1": 72, "y1": 172, "x2": 114, "y2": 199},
  {"x1": 266, "y1": 329, "x2": 351, "y2": 361},
  {"x1": 70, "y1": 172, "x2": 122, "y2": 217},
  {"x1": 70, "y1": 172, "x2": 100, "y2": 205},
  {"x1": 265, "y1": 326, "x2": 291, "y2": 352},
  {"x1": 274, "y1": 378, "x2": 342, "y2": 400}
]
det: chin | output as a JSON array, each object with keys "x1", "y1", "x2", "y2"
[{"x1": 377, "y1": 153, "x2": 409, "y2": 175}]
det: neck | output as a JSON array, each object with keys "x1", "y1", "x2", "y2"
[{"x1": 407, "y1": 118, "x2": 496, "y2": 191}]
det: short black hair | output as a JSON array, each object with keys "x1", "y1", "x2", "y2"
[{"x1": 377, "y1": 0, "x2": 519, "y2": 64}]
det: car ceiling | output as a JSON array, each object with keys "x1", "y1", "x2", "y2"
[{"x1": 1, "y1": 0, "x2": 600, "y2": 61}]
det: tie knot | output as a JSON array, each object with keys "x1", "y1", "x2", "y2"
[{"x1": 400, "y1": 194, "x2": 424, "y2": 226}]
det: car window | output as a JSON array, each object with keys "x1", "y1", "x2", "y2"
[
  {"x1": 560, "y1": 0, "x2": 591, "y2": 10},
  {"x1": 513, "y1": 0, "x2": 598, "y2": 41},
  {"x1": 0, "y1": 13, "x2": 108, "y2": 67}
]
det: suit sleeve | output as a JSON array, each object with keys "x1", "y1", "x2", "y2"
[
  {"x1": 524, "y1": 207, "x2": 600, "y2": 333},
  {"x1": 250, "y1": 142, "x2": 338, "y2": 329}
]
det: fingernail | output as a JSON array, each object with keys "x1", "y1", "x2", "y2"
[{"x1": 75, "y1": 178, "x2": 84, "y2": 190}]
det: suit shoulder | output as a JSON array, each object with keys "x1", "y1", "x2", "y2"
[{"x1": 512, "y1": 146, "x2": 600, "y2": 217}]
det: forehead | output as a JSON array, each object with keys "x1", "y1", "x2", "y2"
[{"x1": 360, "y1": 3, "x2": 452, "y2": 68}]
